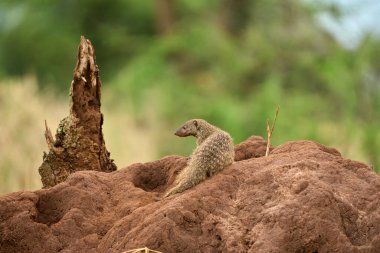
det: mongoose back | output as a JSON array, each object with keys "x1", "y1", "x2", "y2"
[{"x1": 164, "y1": 119, "x2": 234, "y2": 197}]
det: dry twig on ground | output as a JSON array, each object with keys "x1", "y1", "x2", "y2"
[{"x1": 123, "y1": 247, "x2": 162, "y2": 253}]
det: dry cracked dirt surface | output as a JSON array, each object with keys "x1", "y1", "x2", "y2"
[{"x1": 1, "y1": 136, "x2": 380, "y2": 253}]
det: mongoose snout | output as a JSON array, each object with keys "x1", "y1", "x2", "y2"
[{"x1": 174, "y1": 128, "x2": 186, "y2": 137}]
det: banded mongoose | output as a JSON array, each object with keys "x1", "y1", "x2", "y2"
[{"x1": 164, "y1": 119, "x2": 235, "y2": 197}]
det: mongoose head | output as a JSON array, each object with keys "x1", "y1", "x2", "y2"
[
  {"x1": 175, "y1": 119, "x2": 215, "y2": 139},
  {"x1": 175, "y1": 119, "x2": 200, "y2": 137}
]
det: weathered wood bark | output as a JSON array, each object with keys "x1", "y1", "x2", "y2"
[{"x1": 39, "y1": 36, "x2": 117, "y2": 188}]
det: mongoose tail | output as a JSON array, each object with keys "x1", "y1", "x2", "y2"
[
  {"x1": 164, "y1": 164, "x2": 207, "y2": 197},
  {"x1": 164, "y1": 180, "x2": 192, "y2": 198}
]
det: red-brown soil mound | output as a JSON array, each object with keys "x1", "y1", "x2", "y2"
[{"x1": 1, "y1": 136, "x2": 380, "y2": 252}]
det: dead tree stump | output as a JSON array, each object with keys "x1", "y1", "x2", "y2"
[{"x1": 39, "y1": 36, "x2": 117, "y2": 188}]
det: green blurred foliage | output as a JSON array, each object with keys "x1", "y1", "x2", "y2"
[{"x1": 0, "y1": 0, "x2": 379, "y2": 172}]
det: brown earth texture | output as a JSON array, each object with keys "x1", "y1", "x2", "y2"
[{"x1": 1, "y1": 136, "x2": 380, "y2": 253}]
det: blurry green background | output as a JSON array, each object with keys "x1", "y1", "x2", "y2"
[{"x1": 0, "y1": 0, "x2": 379, "y2": 195}]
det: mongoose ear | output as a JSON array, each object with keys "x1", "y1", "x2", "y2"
[{"x1": 193, "y1": 120, "x2": 198, "y2": 128}]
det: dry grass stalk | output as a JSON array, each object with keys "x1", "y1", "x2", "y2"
[{"x1": 265, "y1": 106, "x2": 280, "y2": 156}]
